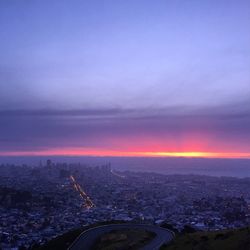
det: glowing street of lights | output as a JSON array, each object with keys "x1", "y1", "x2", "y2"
[{"x1": 69, "y1": 175, "x2": 95, "y2": 209}]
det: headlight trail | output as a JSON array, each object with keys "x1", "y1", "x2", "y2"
[{"x1": 69, "y1": 175, "x2": 95, "y2": 209}]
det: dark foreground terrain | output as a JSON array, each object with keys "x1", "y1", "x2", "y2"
[
  {"x1": 92, "y1": 229, "x2": 155, "y2": 250},
  {"x1": 35, "y1": 222, "x2": 250, "y2": 250},
  {"x1": 161, "y1": 227, "x2": 250, "y2": 250}
]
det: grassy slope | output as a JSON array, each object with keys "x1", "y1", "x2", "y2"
[
  {"x1": 93, "y1": 229, "x2": 156, "y2": 250},
  {"x1": 162, "y1": 227, "x2": 250, "y2": 250}
]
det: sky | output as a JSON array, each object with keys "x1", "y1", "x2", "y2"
[{"x1": 0, "y1": 0, "x2": 250, "y2": 158}]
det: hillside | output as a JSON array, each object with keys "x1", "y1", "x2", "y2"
[
  {"x1": 162, "y1": 227, "x2": 250, "y2": 250},
  {"x1": 34, "y1": 224, "x2": 250, "y2": 250},
  {"x1": 33, "y1": 221, "x2": 125, "y2": 250}
]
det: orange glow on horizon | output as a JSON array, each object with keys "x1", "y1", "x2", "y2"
[{"x1": 1, "y1": 148, "x2": 250, "y2": 159}]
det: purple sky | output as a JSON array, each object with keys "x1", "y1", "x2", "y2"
[{"x1": 0, "y1": 0, "x2": 250, "y2": 156}]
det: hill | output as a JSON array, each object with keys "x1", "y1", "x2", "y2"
[
  {"x1": 34, "y1": 224, "x2": 250, "y2": 250},
  {"x1": 33, "y1": 221, "x2": 126, "y2": 250},
  {"x1": 162, "y1": 227, "x2": 250, "y2": 250}
]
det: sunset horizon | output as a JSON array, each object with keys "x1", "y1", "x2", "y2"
[
  {"x1": 1, "y1": 1, "x2": 250, "y2": 158},
  {"x1": 1, "y1": 1, "x2": 250, "y2": 249},
  {"x1": 1, "y1": 148, "x2": 250, "y2": 159}
]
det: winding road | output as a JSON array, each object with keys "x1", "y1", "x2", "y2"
[{"x1": 68, "y1": 224, "x2": 175, "y2": 250}]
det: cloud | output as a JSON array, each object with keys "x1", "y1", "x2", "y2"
[{"x1": 0, "y1": 104, "x2": 250, "y2": 153}]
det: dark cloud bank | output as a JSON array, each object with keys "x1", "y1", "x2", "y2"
[{"x1": 0, "y1": 104, "x2": 250, "y2": 152}]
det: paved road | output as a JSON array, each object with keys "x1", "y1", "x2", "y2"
[{"x1": 68, "y1": 224, "x2": 175, "y2": 250}]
